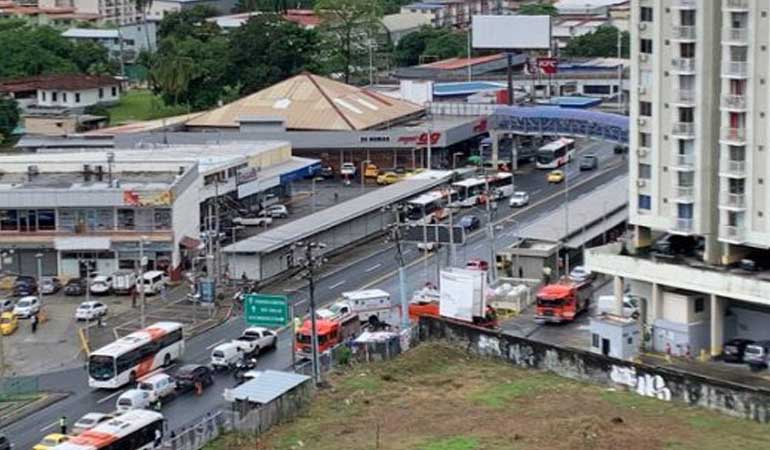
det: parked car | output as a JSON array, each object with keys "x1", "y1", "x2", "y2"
[
  {"x1": 173, "y1": 364, "x2": 214, "y2": 393},
  {"x1": 13, "y1": 276, "x2": 37, "y2": 296},
  {"x1": 12, "y1": 296, "x2": 40, "y2": 318},
  {"x1": 112, "y1": 271, "x2": 137, "y2": 295},
  {"x1": 0, "y1": 297, "x2": 14, "y2": 313},
  {"x1": 364, "y1": 164, "x2": 379, "y2": 178},
  {"x1": 233, "y1": 216, "x2": 272, "y2": 227},
  {"x1": 547, "y1": 170, "x2": 565, "y2": 183},
  {"x1": 64, "y1": 278, "x2": 86, "y2": 296},
  {"x1": 241, "y1": 327, "x2": 278, "y2": 353},
  {"x1": 596, "y1": 295, "x2": 641, "y2": 319},
  {"x1": 137, "y1": 372, "x2": 177, "y2": 402},
  {"x1": 579, "y1": 154, "x2": 599, "y2": 171},
  {"x1": 614, "y1": 144, "x2": 628, "y2": 154},
  {"x1": 75, "y1": 301, "x2": 108, "y2": 321},
  {"x1": 569, "y1": 266, "x2": 595, "y2": 283},
  {"x1": 0, "y1": 432, "x2": 11, "y2": 450},
  {"x1": 260, "y1": 204, "x2": 288, "y2": 219},
  {"x1": 458, "y1": 215, "x2": 481, "y2": 231},
  {"x1": 89, "y1": 275, "x2": 112, "y2": 295},
  {"x1": 722, "y1": 338, "x2": 755, "y2": 363},
  {"x1": 72, "y1": 412, "x2": 113, "y2": 435},
  {"x1": 376, "y1": 172, "x2": 400, "y2": 185},
  {"x1": 318, "y1": 165, "x2": 335, "y2": 179},
  {"x1": 116, "y1": 389, "x2": 151, "y2": 412},
  {"x1": 340, "y1": 162, "x2": 356, "y2": 177},
  {"x1": 745, "y1": 341, "x2": 770, "y2": 370},
  {"x1": 39, "y1": 277, "x2": 62, "y2": 295},
  {"x1": 0, "y1": 312, "x2": 18, "y2": 335},
  {"x1": 509, "y1": 191, "x2": 530, "y2": 208},
  {"x1": 466, "y1": 258, "x2": 489, "y2": 271},
  {"x1": 33, "y1": 434, "x2": 69, "y2": 450}
]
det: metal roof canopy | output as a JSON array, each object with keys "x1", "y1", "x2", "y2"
[
  {"x1": 224, "y1": 370, "x2": 310, "y2": 405},
  {"x1": 224, "y1": 171, "x2": 453, "y2": 254},
  {"x1": 520, "y1": 175, "x2": 628, "y2": 245}
]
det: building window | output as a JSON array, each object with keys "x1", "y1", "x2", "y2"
[
  {"x1": 63, "y1": 92, "x2": 67, "y2": 102},
  {"x1": 639, "y1": 132, "x2": 651, "y2": 147},
  {"x1": 75, "y1": 93, "x2": 81, "y2": 103},
  {"x1": 638, "y1": 194, "x2": 652, "y2": 210},
  {"x1": 41, "y1": 91, "x2": 47, "y2": 101},
  {"x1": 640, "y1": 38, "x2": 653, "y2": 54},
  {"x1": 627, "y1": 337, "x2": 633, "y2": 344},
  {"x1": 111, "y1": 86, "x2": 117, "y2": 96},
  {"x1": 117, "y1": 209, "x2": 135, "y2": 230},
  {"x1": 592, "y1": 333, "x2": 600, "y2": 348},
  {"x1": 640, "y1": 101, "x2": 652, "y2": 116},
  {"x1": 99, "y1": 88, "x2": 104, "y2": 99},
  {"x1": 37, "y1": 209, "x2": 56, "y2": 231},
  {"x1": 640, "y1": 6, "x2": 653, "y2": 22},
  {"x1": 0, "y1": 210, "x2": 18, "y2": 231},
  {"x1": 154, "y1": 209, "x2": 172, "y2": 230},
  {"x1": 638, "y1": 164, "x2": 652, "y2": 179},
  {"x1": 52, "y1": 92, "x2": 58, "y2": 102},
  {"x1": 694, "y1": 297, "x2": 705, "y2": 313}
]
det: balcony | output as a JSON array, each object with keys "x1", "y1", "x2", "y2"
[
  {"x1": 671, "y1": 57, "x2": 696, "y2": 73},
  {"x1": 723, "y1": 61, "x2": 749, "y2": 78},
  {"x1": 673, "y1": 89, "x2": 696, "y2": 105},
  {"x1": 720, "y1": 191, "x2": 747, "y2": 210},
  {"x1": 720, "y1": 159, "x2": 747, "y2": 177},
  {"x1": 720, "y1": 225, "x2": 745, "y2": 244},
  {"x1": 674, "y1": 153, "x2": 695, "y2": 170},
  {"x1": 672, "y1": 0, "x2": 697, "y2": 8},
  {"x1": 723, "y1": 27, "x2": 749, "y2": 45},
  {"x1": 671, "y1": 26, "x2": 696, "y2": 41},
  {"x1": 724, "y1": 0, "x2": 749, "y2": 11},
  {"x1": 721, "y1": 127, "x2": 746, "y2": 143},
  {"x1": 721, "y1": 94, "x2": 747, "y2": 110},
  {"x1": 673, "y1": 218, "x2": 694, "y2": 233},
  {"x1": 671, "y1": 122, "x2": 695, "y2": 138},
  {"x1": 675, "y1": 186, "x2": 695, "y2": 202}
]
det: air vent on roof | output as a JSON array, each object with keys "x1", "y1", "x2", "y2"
[
  {"x1": 83, "y1": 164, "x2": 92, "y2": 182},
  {"x1": 27, "y1": 165, "x2": 39, "y2": 180},
  {"x1": 95, "y1": 165, "x2": 104, "y2": 182}
]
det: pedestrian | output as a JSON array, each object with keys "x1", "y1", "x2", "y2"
[
  {"x1": 334, "y1": 192, "x2": 339, "y2": 203},
  {"x1": 154, "y1": 398, "x2": 162, "y2": 411},
  {"x1": 59, "y1": 415, "x2": 67, "y2": 435},
  {"x1": 160, "y1": 282, "x2": 167, "y2": 300},
  {"x1": 518, "y1": 266, "x2": 524, "y2": 279},
  {"x1": 97, "y1": 315, "x2": 103, "y2": 328},
  {"x1": 195, "y1": 381, "x2": 203, "y2": 396},
  {"x1": 154, "y1": 428, "x2": 162, "y2": 447},
  {"x1": 30, "y1": 313, "x2": 38, "y2": 333}
]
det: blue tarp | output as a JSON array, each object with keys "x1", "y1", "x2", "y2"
[
  {"x1": 434, "y1": 82, "x2": 506, "y2": 97},
  {"x1": 540, "y1": 96, "x2": 604, "y2": 109},
  {"x1": 493, "y1": 106, "x2": 629, "y2": 144}
]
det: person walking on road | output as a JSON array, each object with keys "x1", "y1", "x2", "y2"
[
  {"x1": 30, "y1": 313, "x2": 38, "y2": 333},
  {"x1": 59, "y1": 416, "x2": 67, "y2": 435}
]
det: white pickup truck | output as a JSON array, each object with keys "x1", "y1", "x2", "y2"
[
  {"x1": 233, "y1": 216, "x2": 273, "y2": 227},
  {"x1": 232, "y1": 327, "x2": 278, "y2": 355}
]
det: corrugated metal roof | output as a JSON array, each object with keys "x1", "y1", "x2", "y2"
[
  {"x1": 62, "y1": 28, "x2": 119, "y2": 39},
  {"x1": 224, "y1": 370, "x2": 310, "y2": 404},
  {"x1": 224, "y1": 170, "x2": 453, "y2": 254}
]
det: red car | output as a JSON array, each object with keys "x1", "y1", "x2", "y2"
[{"x1": 466, "y1": 258, "x2": 489, "y2": 271}]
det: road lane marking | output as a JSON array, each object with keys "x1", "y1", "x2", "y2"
[
  {"x1": 328, "y1": 280, "x2": 346, "y2": 290},
  {"x1": 97, "y1": 388, "x2": 125, "y2": 404},
  {"x1": 472, "y1": 243, "x2": 485, "y2": 251},
  {"x1": 206, "y1": 339, "x2": 226, "y2": 350},
  {"x1": 365, "y1": 263, "x2": 382, "y2": 273},
  {"x1": 40, "y1": 420, "x2": 59, "y2": 432}
]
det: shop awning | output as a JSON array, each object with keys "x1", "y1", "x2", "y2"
[
  {"x1": 54, "y1": 237, "x2": 111, "y2": 251},
  {"x1": 179, "y1": 236, "x2": 203, "y2": 250}
]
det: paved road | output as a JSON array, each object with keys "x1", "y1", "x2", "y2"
[{"x1": 6, "y1": 139, "x2": 625, "y2": 448}]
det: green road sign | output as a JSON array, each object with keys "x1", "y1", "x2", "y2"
[{"x1": 244, "y1": 294, "x2": 289, "y2": 327}]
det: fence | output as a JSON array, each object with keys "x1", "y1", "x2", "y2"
[{"x1": 0, "y1": 375, "x2": 38, "y2": 400}]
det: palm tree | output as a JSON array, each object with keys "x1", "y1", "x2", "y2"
[
  {"x1": 151, "y1": 44, "x2": 194, "y2": 105},
  {"x1": 134, "y1": 0, "x2": 154, "y2": 51}
]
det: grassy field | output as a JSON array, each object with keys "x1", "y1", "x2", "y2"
[
  {"x1": 106, "y1": 90, "x2": 188, "y2": 125},
  {"x1": 210, "y1": 343, "x2": 770, "y2": 450}
]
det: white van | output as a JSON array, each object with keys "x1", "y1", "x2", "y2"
[
  {"x1": 138, "y1": 271, "x2": 167, "y2": 295},
  {"x1": 596, "y1": 294, "x2": 641, "y2": 319},
  {"x1": 116, "y1": 389, "x2": 151, "y2": 412},
  {"x1": 137, "y1": 373, "x2": 176, "y2": 402},
  {"x1": 112, "y1": 271, "x2": 137, "y2": 295},
  {"x1": 210, "y1": 342, "x2": 243, "y2": 370}
]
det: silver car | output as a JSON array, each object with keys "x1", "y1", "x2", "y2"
[{"x1": 744, "y1": 340, "x2": 770, "y2": 369}]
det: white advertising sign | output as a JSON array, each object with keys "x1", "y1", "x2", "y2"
[
  {"x1": 472, "y1": 15, "x2": 552, "y2": 50},
  {"x1": 439, "y1": 268, "x2": 486, "y2": 322}
]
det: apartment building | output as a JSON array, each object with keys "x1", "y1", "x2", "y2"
[
  {"x1": 38, "y1": 0, "x2": 142, "y2": 24},
  {"x1": 586, "y1": 0, "x2": 770, "y2": 359}
]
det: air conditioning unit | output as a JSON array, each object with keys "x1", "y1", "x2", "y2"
[
  {"x1": 637, "y1": 118, "x2": 648, "y2": 126},
  {"x1": 638, "y1": 86, "x2": 647, "y2": 95},
  {"x1": 639, "y1": 53, "x2": 649, "y2": 62},
  {"x1": 637, "y1": 148, "x2": 648, "y2": 157},
  {"x1": 636, "y1": 179, "x2": 647, "y2": 188},
  {"x1": 638, "y1": 22, "x2": 647, "y2": 31}
]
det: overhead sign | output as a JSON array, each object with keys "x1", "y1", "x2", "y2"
[
  {"x1": 537, "y1": 57, "x2": 559, "y2": 75},
  {"x1": 472, "y1": 15, "x2": 552, "y2": 50},
  {"x1": 402, "y1": 224, "x2": 465, "y2": 245},
  {"x1": 198, "y1": 279, "x2": 216, "y2": 304},
  {"x1": 244, "y1": 294, "x2": 289, "y2": 328},
  {"x1": 123, "y1": 190, "x2": 173, "y2": 206}
]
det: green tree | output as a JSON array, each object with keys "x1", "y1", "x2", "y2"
[
  {"x1": 423, "y1": 29, "x2": 467, "y2": 61},
  {"x1": 562, "y1": 25, "x2": 630, "y2": 58},
  {"x1": 315, "y1": 0, "x2": 383, "y2": 83},
  {"x1": 150, "y1": 39, "x2": 195, "y2": 105},
  {"x1": 0, "y1": 97, "x2": 20, "y2": 144},
  {"x1": 227, "y1": 14, "x2": 321, "y2": 94},
  {"x1": 517, "y1": 2, "x2": 558, "y2": 16},
  {"x1": 394, "y1": 27, "x2": 467, "y2": 66},
  {"x1": 157, "y1": 5, "x2": 220, "y2": 40}
]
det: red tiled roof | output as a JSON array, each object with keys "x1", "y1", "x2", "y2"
[
  {"x1": 0, "y1": 74, "x2": 119, "y2": 93},
  {"x1": 421, "y1": 53, "x2": 505, "y2": 70},
  {"x1": 284, "y1": 9, "x2": 321, "y2": 27}
]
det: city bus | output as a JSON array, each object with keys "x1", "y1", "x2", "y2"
[
  {"x1": 88, "y1": 321, "x2": 185, "y2": 389},
  {"x1": 405, "y1": 189, "x2": 457, "y2": 224},
  {"x1": 452, "y1": 173, "x2": 513, "y2": 207},
  {"x1": 53, "y1": 410, "x2": 165, "y2": 450},
  {"x1": 535, "y1": 138, "x2": 576, "y2": 169}
]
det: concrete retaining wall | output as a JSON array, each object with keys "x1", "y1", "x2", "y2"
[{"x1": 418, "y1": 316, "x2": 770, "y2": 422}]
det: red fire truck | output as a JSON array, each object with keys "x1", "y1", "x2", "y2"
[
  {"x1": 295, "y1": 316, "x2": 361, "y2": 358},
  {"x1": 534, "y1": 279, "x2": 592, "y2": 324}
]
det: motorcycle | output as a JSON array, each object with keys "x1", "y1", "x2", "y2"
[{"x1": 233, "y1": 357, "x2": 258, "y2": 381}]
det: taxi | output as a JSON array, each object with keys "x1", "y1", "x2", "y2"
[
  {"x1": 547, "y1": 170, "x2": 565, "y2": 183},
  {"x1": 0, "y1": 312, "x2": 17, "y2": 336},
  {"x1": 376, "y1": 171, "x2": 400, "y2": 185},
  {"x1": 33, "y1": 434, "x2": 69, "y2": 450}
]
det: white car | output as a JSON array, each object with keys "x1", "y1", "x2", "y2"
[
  {"x1": 12, "y1": 296, "x2": 40, "y2": 318},
  {"x1": 75, "y1": 301, "x2": 108, "y2": 321},
  {"x1": 340, "y1": 162, "x2": 356, "y2": 177},
  {"x1": 72, "y1": 412, "x2": 112, "y2": 435},
  {"x1": 89, "y1": 275, "x2": 112, "y2": 295},
  {"x1": 116, "y1": 389, "x2": 151, "y2": 412},
  {"x1": 569, "y1": 266, "x2": 594, "y2": 283},
  {"x1": 260, "y1": 204, "x2": 288, "y2": 219},
  {"x1": 509, "y1": 191, "x2": 530, "y2": 208}
]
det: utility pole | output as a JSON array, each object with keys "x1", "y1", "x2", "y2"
[
  {"x1": 563, "y1": 170, "x2": 570, "y2": 278},
  {"x1": 139, "y1": 237, "x2": 147, "y2": 328},
  {"x1": 387, "y1": 208, "x2": 410, "y2": 330},
  {"x1": 214, "y1": 181, "x2": 221, "y2": 284},
  {"x1": 483, "y1": 168, "x2": 497, "y2": 282},
  {"x1": 617, "y1": 28, "x2": 623, "y2": 112},
  {"x1": 467, "y1": 28, "x2": 472, "y2": 82},
  {"x1": 425, "y1": 128, "x2": 432, "y2": 170},
  {"x1": 297, "y1": 241, "x2": 326, "y2": 384}
]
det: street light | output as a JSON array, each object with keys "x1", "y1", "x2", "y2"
[
  {"x1": 35, "y1": 253, "x2": 43, "y2": 306},
  {"x1": 452, "y1": 152, "x2": 463, "y2": 170},
  {"x1": 293, "y1": 241, "x2": 327, "y2": 385},
  {"x1": 138, "y1": 236, "x2": 150, "y2": 328},
  {"x1": 230, "y1": 225, "x2": 244, "y2": 280}
]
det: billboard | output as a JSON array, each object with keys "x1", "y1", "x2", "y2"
[
  {"x1": 472, "y1": 15, "x2": 552, "y2": 50},
  {"x1": 439, "y1": 268, "x2": 486, "y2": 322},
  {"x1": 123, "y1": 190, "x2": 173, "y2": 206}
]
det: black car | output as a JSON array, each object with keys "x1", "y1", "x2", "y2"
[
  {"x1": 0, "y1": 433, "x2": 10, "y2": 450},
  {"x1": 458, "y1": 215, "x2": 481, "y2": 231},
  {"x1": 64, "y1": 278, "x2": 86, "y2": 296},
  {"x1": 318, "y1": 165, "x2": 335, "y2": 179},
  {"x1": 173, "y1": 364, "x2": 214, "y2": 392},
  {"x1": 614, "y1": 144, "x2": 628, "y2": 154},
  {"x1": 722, "y1": 338, "x2": 755, "y2": 363}
]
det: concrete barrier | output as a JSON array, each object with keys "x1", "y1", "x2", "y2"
[{"x1": 418, "y1": 315, "x2": 770, "y2": 422}]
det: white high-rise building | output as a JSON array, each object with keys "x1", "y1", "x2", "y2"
[{"x1": 586, "y1": 0, "x2": 770, "y2": 359}]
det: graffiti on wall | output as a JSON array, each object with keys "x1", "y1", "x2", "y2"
[{"x1": 610, "y1": 365, "x2": 672, "y2": 401}]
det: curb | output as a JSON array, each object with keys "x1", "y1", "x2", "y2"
[{"x1": 0, "y1": 392, "x2": 68, "y2": 429}]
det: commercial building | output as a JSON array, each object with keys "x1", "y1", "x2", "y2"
[{"x1": 586, "y1": 0, "x2": 770, "y2": 359}]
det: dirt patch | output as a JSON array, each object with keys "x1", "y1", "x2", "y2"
[{"x1": 209, "y1": 344, "x2": 770, "y2": 450}]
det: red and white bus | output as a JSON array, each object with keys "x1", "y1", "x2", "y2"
[
  {"x1": 88, "y1": 321, "x2": 185, "y2": 389},
  {"x1": 535, "y1": 138, "x2": 576, "y2": 169},
  {"x1": 54, "y1": 410, "x2": 165, "y2": 450},
  {"x1": 405, "y1": 189, "x2": 457, "y2": 224},
  {"x1": 451, "y1": 173, "x2": 513, "y2": 207}
]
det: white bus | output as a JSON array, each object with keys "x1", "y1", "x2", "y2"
[
  {"x1": 535, "y1": 138, "x2": 576, "y2": 169},
  {"x1": 405, "y1": 189, "x2": 457, "y2": 224},
  {"x1": 88, "y1": 321, "x2": 185, "y2": 389},
  {"x1": 452, "y1": 173, "x2": 513, "y2": 207},
  {"x1": 54, "y1": 410, "x2": 165, "y2": 450}
]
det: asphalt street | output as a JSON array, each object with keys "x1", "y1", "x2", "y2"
[{"x1": 5, "y1": 138, "x2": 626, "y2": 449}]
